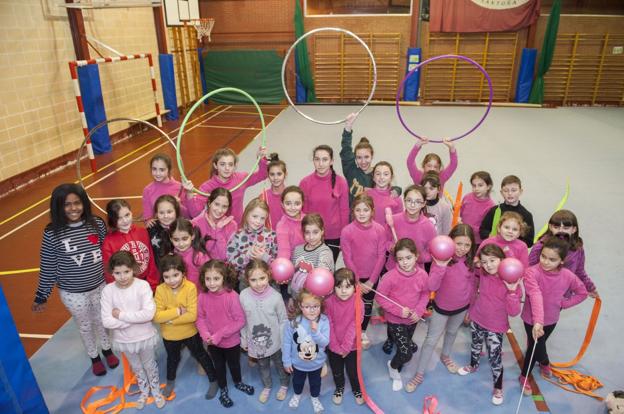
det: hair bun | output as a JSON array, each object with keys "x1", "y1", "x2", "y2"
[
  {"x1": 358, "y1": 137, "x2": 370, "y2": 144},
  {"x1": 269, "y1": 152, "x2": 280, "y2": 162}
]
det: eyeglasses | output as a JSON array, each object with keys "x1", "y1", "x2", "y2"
[
  {"x1": 301, "y1": 305, "x2": 321, "y2": 311},
  {"x1": 405, "y1": 198, "x2": 425, "y2": 206}
]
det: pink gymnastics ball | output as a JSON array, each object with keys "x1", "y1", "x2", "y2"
[
  {"x1": 498, "y1": 258, "x2": 524, "y2": 283},
  {"x1": 304, "y1": 268, "x2": 334, "y2": 296},
  {"x1": 429, "y1": 235, "x2": 456, "y2": 261},
  {"x1": 270, "y1": 258, "x2": 295, "y2": 283}
]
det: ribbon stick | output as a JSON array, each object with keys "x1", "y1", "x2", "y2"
[
  {"x1": 354, "y1": 284, "x2": 384, "y2": 414},
  {"x1": 385, "y1": 207, "x2": 398, "y2": 242},
  {"x1": 534, "y1": 181, "x2": 570, "y2": 243},
  {"x1": 451, "y1": 182, "x2": 463, "y2": 227}
]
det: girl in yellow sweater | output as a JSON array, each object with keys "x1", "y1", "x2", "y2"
[{"x1": 154, "y1": 254, "x2": 218, "y2": 399}]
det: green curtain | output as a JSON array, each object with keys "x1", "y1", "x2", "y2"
[
  {"x1": 529, "y1": 0, "x2": 561, "y2": 104},
  {"x1": 294, "y1": 0, "x2": 316, "y2": 102}
]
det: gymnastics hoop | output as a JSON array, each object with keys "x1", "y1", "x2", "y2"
[
  {"x1": 281, "y1": 27, "x2": 378, "y2": 125},
  {"x1": 396, "y1": 54, "x2": 493, "y2": 143},
  {"x1": 176, "y1": 87, "x2": 267, "y2": 197},
  {"x1": 76, "y1": 117, "x2": 178, "y2": 218}
]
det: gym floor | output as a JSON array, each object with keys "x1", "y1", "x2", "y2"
[{"x1": 2, "y1": 104, "x2": 623, "y2": 413}]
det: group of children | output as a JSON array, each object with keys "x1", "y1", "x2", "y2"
[{"x1": 33, "y1": 113, "x2": 596, "y2": 411}]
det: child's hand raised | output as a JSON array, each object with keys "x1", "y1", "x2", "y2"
[
  {"x1": 182, "y1": 178, "x2": 194, "y2": 192},
  {"x1": 416, "y1": 136, "x2": 429, "y2": 147},
  {"x1": 345, "y1": 112, "x2": 357, "y2": 131},
  {"x1": 442, "y1": 138, "x2": 455, "y2": 151},
  {"x1": 257, "y1": 146, "x2": 268, "y2": 159}
]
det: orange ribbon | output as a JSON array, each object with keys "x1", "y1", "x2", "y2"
[{"x1": 451, "y1": 182, "x2": 462, "y2": 227}]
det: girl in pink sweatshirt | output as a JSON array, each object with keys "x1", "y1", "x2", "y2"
[
  {"x1": 191, "y1": 187, "x2": 238, "y2": 260},
  {"x1": 386, "y1": 185, "x2": 437, "y2": 271},
  {"x1": 340, "y1": 193, "x2": 387, "y2": 348},
  {"x1": 164, "y1": 218, "x2": 209, "y2": 288},
  {"x1": 299, "y1": 145, "x2": 349, "y2": 262},
  {"x1": 518, "y1": 237, "x2": 588, "y2": 395},
  {"x1": 101, "y1": 251, "x2": 164, "y2": 409},
  {"x1": 479, "y1": 211, "x2": 529, "y2": 269},
  {"x1": 460, "y1": 171, "x2": 495, "y2": 244},
  {"x1": 406, "y1": 137, "x2": 457, "y2": 190},
  {"x1": 324, "y1": 268, "x2": 364, "y2": 405},
  {"x1": 406, "y1": 224, "x2": 477, "y2": 392},
  {"x1": 142, "y1": 153, "x2": 188, "y2": 222},
  {"x1": 276, "y1": 186, "x2": 305, "y2": 260},
  {"x1": 184, "y1": 147, "x2": 268, "y2": 222},
  {"x1": 196, "y1": 259, "x2": 254, "y2": 407},
  {"x1": 377, "y1": 238, "x2": 430, "y2": 392},
  {"x1": 365, "y1": 161, "x2": 403, "y2": 225},
  {"x1": 458, "y1": 243, "x2": 522, "y2": 406},
  {"x1": 260, "y1": 155, "x2": 287, "y2": 230}
]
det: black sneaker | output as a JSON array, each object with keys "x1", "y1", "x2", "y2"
[
  {"x1": 332, "y1": 387, "x2": 344, "y2": 405},
  {"x1": 382, "y1": 338, "x2": 393, "y2": 354},
  {"x1": 219, "y1": 387, "x2": 233, "y2": 408},
  {"x1": 410, "y1": 341, "x2": 419, "y2": 354},
  {"x1": 234, "y1": 382, "x2": 255, "y2": 395}
]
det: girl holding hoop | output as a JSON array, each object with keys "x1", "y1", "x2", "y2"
[
  {"x1": 184, "y1": 147, "x2": 268, "y2": 223},
  {"x1": 32, "y1": 183, "x2": 119, "y2": 377},
  {"x1": 406, "y1": 137, "x2": 457, "y2": 190}
]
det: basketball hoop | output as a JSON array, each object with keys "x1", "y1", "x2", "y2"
[{"x1": 191, "y1": 18, "x2": 215, "y2": 41}]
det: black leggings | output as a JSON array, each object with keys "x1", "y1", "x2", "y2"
[
  {"x1": 387, "y1": 322, "x2": 417, "y2": 371},
  {"x1": 163, "y1": 333, "x2": 216, "y2": 382},
  {"x1": 208, "y1": 344, "x2": 242, "y2": 388},
  {"x1": 327, "y1": 350, "x2": 360, "y2": 393},
  {"x1": 360, "y1": 278, "x2": 378, "y2": 331},
  {"x1": 325, "y1": 238, "x2": 341, "y2": 263},
  {"x1": 521, "y1": 322, "x2": 557, "y2": 377}
]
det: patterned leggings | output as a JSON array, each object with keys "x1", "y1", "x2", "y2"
[
  {"x1": 59, "y1": 283, "x2": 111, "y2": 358},
  {"x1": 126, "y1": 346, "x2": 161, "y2": 399},
  {"x1": 387, "y1": 322, "x2": 417, "y2": 371},
  {"x1": 469, "y1": 321, "x2": 504, "y2": 389}
]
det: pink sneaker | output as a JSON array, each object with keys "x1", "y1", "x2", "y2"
[
  {"x1": 519, "y1": 375, "x2": 532, "y2": 395},
  {"x1": 539, "y1": 363, "x2": 552, "y2": 378}
]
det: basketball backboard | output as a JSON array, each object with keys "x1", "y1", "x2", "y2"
[{"x1": 163, "y1": 0, "x2": 200, "y2": 26}]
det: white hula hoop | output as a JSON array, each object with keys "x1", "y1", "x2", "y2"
[{"x1": 281, "y1": 27, "x2": 377, "y2": 125}]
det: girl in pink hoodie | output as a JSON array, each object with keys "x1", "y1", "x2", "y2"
[
  {"x1": 458, "y1": 243, "x2": 522, "y2": 406},
  {"x1": 196, "y1": 259, "x2": 254, "y2": 407},
  {"x1": 142, "y1": 153, "x2": 188, "y2": 222},
  {"x1": 406, "y1": 224, "x2": 477, "y2": 392},
  {"x1": 364, "y1": 161, "x2": 403, "y2": 225},
  {"x1": 324, "y1": 268, "x2": 365, "y2": 406},
  {"x1": 164, "y1": 218, "x2": 209, "y2": 289},
  {"x1": 299, "y1": 145, "x2": 349, "y2": 262},
  {"x1": 518, "y1": 237, "x2": 588, "y2": 395},
  {"x1": 191, "y1": 188, "x2": 237, "y2": 260}
]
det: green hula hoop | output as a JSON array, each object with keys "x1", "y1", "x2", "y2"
[{"x1": 176, "y1": 87, "x2": 267, "y2": 197}]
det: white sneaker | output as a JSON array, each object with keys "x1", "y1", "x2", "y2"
[
  {"x1": 491, "y1": 388, "x2": 504, "y2": 405},
  {"x1": 288, "y1": 394, "x2": 301, "y2": 408},
  {"x1": 361, "y1": 332, "x2": 371, "y2": 349},
  {"x1": 387, "y1": 360, "x2": 403, "y2": 391},
  {"x1": 458, "y1": 365, "x2": 477, "y2": 376},
  {"x1": 311, "y1": 396, "x2": 324, "y2": 413}
]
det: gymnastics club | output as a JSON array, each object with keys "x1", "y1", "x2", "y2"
[
  {"x1": 385, "y1": 207, "x2": 398, "y2": 242},
  {"x1": 358, "y1": 282, "x2": 419, "y2": 321},
  {"x1": 514, "y1": 339, "x2": 538, "y2": 414}
]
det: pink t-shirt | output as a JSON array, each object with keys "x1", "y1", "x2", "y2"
[
  {"x1": 469, "y1": 270, "x2": 521, "y2": 333},
  {"x1": 340, "y1": 220, "x2": 387, "y2": 284},
  {"x1": 376, "y1": 266, "x2": 430, "y2": 325},
  {"x1": 428, "y1": 258, "x2": 476, "y2": 312},
  {"x1": 365, "y1": 187, "x2": 404, "y2": 226},
  {"x1": 386, "y1": 212, "x2": 437, "y2": 270}
]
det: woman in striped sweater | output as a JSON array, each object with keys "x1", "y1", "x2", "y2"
[{"x1": 32, "y1": 183, "x2": 119, "y2": 376}]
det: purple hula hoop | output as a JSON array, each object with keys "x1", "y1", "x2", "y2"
[{"x1": 395, "y1": 54, "x2": 493, "y2": 143}]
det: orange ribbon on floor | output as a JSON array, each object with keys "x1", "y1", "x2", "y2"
[
  {"x1": 354, "y1": 284, "x2": 384, "y2": 414},
  {"x1": 544, "y1": 297, "x2": 604, "y2": 400},
  {"x1": 81, "y1": 353, "x2": 175, "y2": 413}
]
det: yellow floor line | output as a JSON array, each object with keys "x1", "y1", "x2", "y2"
[
  {"x1": 198, "y1": 125, "x2": 262, "y2": 131},
  {"x1": 0, "y1": 267, "x2": 39, "y2": 276}
]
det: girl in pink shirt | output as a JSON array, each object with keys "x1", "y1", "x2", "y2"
[
  {"x1": 164, "y1": 218, "x2": 209, "y2": 288},
  {"x1": 299, "y1": 145, "x2": 349, "y2": 262},
  {"x1": 101, "y1": 251, "x2": 165, "y2": 409},
  {"x1": 479, "y1": 211, "x2": 529, "y2": 269},
  {"x1": 377, "y1": 238, "x2": 430, "y2": 392},
  {"x1": 340, "y1": 194, "x2": 386, "y2": 348},
  {"x1": 196, "y1": 259, "x2": 254, "y2": 407},
  {"x1": 518, "y1": 237, "x2": 588, "y2": 395},
  {"x1": 460, "y1": 171, "x2": 495, "y2": 244},
  {"x1": 276, "y1": 186, "x2": 305, "y2": 260},
  {"x1": 142, "y1": 153, "x2": 188, "y2": 222},
  {"x1": 184, "y1": 147, "x2": 268, "y2": 222},
  {"x1": 406, "y1": 137, "x2": 458, "y2": 190},
  {"x1": 260, "y1": 155, "x2": 287, "y2": 230},
  {"x1": 364, "y1": 161, "x2": 403, "y2": 225},
  {"x1": 191, "y1": 188, "x2": 237, "y2": 260},
  {"x1": 458, "y1": 244, "x2": 522, "y2": 406},
  {"x1": 324, "y1": 268, "x2": 364, "y2": 406},
  {"x1": 406, "y1": 224, "x2": 477, "y2": 392}
]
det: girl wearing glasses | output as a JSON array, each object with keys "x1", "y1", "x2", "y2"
[
  {"x1": 282, "y1": 289, "x2": 330, "y2": 414},
  {"x1": 528, "y1": 210, "x2": 598, "y2": 298}
]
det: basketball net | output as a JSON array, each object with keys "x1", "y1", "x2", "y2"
[{"x1": 191, "y1": 18, "x2": 215, "y2": 42}]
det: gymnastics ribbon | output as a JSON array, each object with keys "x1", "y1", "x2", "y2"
[
  {"x1": 489, "y1": 207, "x2": 502, "y2": 237},
  {"x1": 81, "y1": 353, "x2": 175, "y2": 413},
  {"x1": 451, "y1": 182, "x2": 463, "y2": 227},
  {"x1": 354, "y1": 284, "x2": 384, "y2": 414},
  {"x1": 533, "y1": 181, "x2": 570, "y2": 243},
  {"x1": 543, "y1": 297, "x2": 604, "y2": 400},
  {"x1": 423, "y1": 395, "x2": 441, "y2": 414}
]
